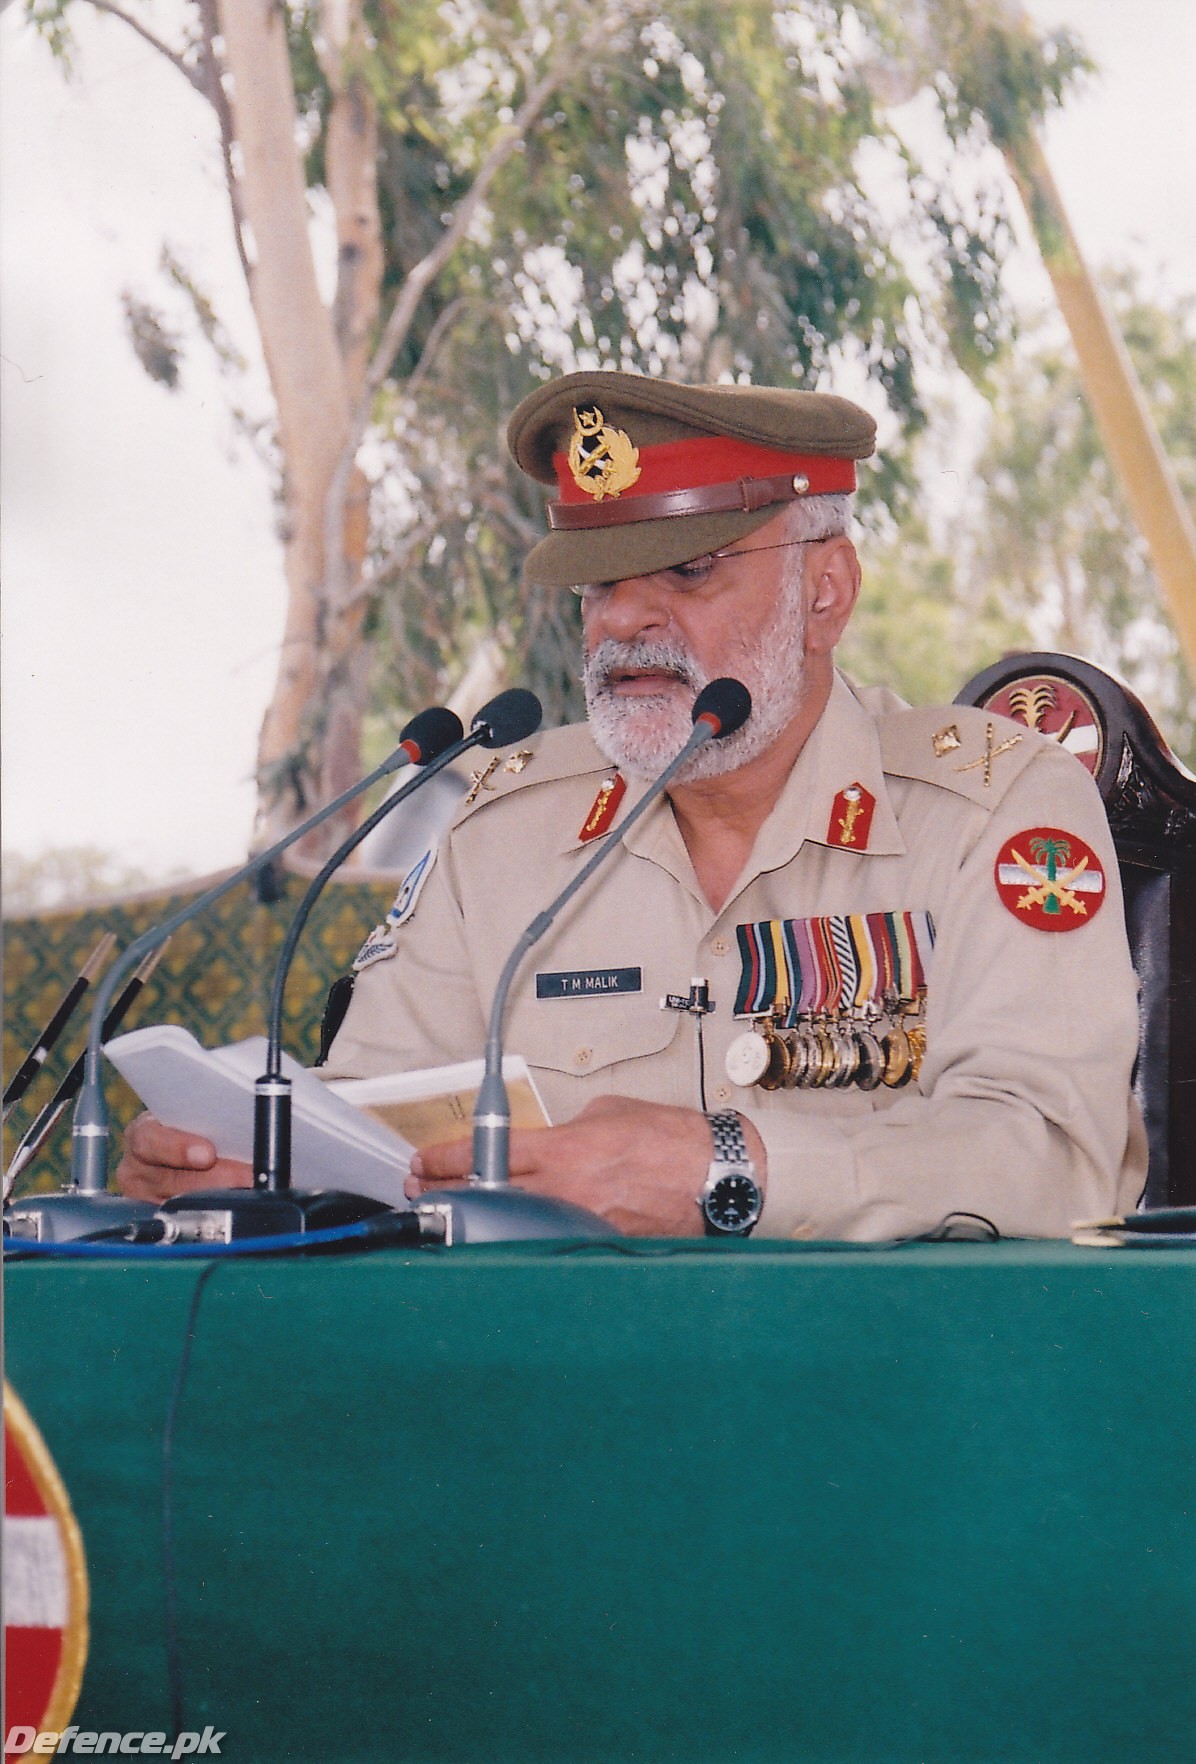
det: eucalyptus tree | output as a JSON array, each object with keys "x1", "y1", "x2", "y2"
[{"x1": 27, "y1": 0, "x2": 1087, "y2": 845}]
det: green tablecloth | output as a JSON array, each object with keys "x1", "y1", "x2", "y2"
[{"x1": 7, "y1": 1240, "x2": 1194, "y2": 1763}]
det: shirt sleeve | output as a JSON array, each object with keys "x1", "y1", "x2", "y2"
[
  {"x1": 318, "y1": 833, "x2": 488, "y2": 1082},
  {"x1": 744, "y1": 749, "x2": 1147, "y2": 1241}
]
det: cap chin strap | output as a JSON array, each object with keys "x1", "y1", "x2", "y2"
[{"x1": 548, "y1": 463, "x2": 856, "y2": 530}]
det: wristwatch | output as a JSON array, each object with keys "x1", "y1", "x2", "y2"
[{"x1": 699, "y1": 1110, "x2": 762, "y2": 1236}]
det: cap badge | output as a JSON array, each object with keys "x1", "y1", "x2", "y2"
[
  {"x1": 827, "y1": 783, "x2": 876, "y2": 849},
  {"x1": 568, "y1": 405, "x2": 641, "y2": 502},
  {"x1": 994, "y1": 827, "x2": 1106, "y2": 931}
]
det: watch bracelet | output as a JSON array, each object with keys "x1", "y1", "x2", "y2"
[{"x1": 706, "y1": 1108, "x2": 750, "y2": 1166}]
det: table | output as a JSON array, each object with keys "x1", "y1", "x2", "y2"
[{"x1": 6, "y1": 1240, "x2": 1194, "y2": 1762}]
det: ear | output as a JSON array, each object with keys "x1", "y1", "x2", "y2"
[{"x1": 804, "y1": 537, "x2": 860, "y2": 655}]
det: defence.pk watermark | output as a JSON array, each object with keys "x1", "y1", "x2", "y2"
[{"x1": 4, "y1": 1731, "x2": 224, "y2": 1758}]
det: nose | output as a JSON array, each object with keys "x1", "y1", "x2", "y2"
[{"x1": 584, "y1": 573, "x2": 673, "y2": 644}]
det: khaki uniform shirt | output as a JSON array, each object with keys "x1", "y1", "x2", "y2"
[{"x1": 329, "y1": 673, "x2": 1146, "y2": 1239}]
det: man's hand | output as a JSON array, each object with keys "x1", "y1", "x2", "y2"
[
  {"x1": 116, "y1": 1113, "x2": 253, "y2": 1202},
  {"x1": 406, "y1": 1095, "x2": 767, "y2": 1237}
]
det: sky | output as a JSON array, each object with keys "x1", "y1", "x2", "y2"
[{"x1": 2, "y1": 0, "x2": 1194, "y2": 882}]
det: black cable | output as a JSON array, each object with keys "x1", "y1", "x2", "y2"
[
  {"x1": 902, "y1": 1212, "x2": 1001, "y2": 1243},
  {"x1": 162, "y1": 1259, "x2": 221, "y2": 1740},
  {"x1": 696, "y1": 1013, "x2": 708, "y2": 1114}
]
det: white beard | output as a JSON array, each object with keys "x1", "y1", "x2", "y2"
[{"x1": 582, "y1": 568, "x2": 811, "y2": 783}]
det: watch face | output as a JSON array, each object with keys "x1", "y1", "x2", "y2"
[{"x1": 705, "y1": 1173, "x2": 761, "y2": 1233}]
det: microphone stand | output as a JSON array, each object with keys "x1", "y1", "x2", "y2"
[
  {"x1": 420, "y1": 681, "x2": 750, "y2": 1244},
  {"x1": 7, "y1": 718, "x2": 451, "y2": 1243},
  {"x1": 159, "y1": 692, "x2": 544, "y2": 1236}
]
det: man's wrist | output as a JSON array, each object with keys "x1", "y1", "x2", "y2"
[{"x1": 699, "y1": 1109, "x2": 765, "y2": 1236}]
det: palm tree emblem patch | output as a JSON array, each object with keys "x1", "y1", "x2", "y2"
[{"x1": 994, "y1": 827, "x2": 1106, "y2": 931}]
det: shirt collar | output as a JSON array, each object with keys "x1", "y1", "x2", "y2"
[
  {"x1": 750, "y1": 671, "x2": 905, "y2": 867},
  {"x1": 610, "y1": 672, "x2": 905, "y2": 885}
]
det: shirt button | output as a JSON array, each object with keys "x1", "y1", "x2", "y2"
[
  {"x1": 711, "y1": 1082, "x2": 732, "y2": 1104},
  {"x1": 574, "y1": 1046, "x2": 593, "y2": 1067},
  {"x1": 710, "y1": 935, "x2": 730, "y2": 957}
]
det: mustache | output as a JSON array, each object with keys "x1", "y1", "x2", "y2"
[{"x1": 584, "y1": 638, "x2": 704, "y2": 695}]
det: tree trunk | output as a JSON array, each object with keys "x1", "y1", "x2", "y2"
[{"x1": 215, "y1": 0, "x2": 382, "y2": 849}]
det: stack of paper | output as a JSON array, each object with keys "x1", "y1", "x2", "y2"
[{"x1": 105, "y1": 1024, "x2": 549, "y2": 1207}]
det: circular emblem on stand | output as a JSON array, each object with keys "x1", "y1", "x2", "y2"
[
  {"x1": 4, "y1": 1383, "x2": 90, "y2": 1759},
  {"x1": 982, "y1": 674, "x2": 1105, "y2": 776}
]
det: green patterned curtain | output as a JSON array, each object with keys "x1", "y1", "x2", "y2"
[{"x1": 2, "y1": 865, "x2": 394, "y2": 1196}]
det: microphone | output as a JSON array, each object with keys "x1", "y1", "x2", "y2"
[
  {"x1": 470, "y1": 687, "x2": 542, "y2": 748},
  {"x1": 4, "y1": 942, "x2": 170, "y2": 1201},
  {"x1": 395, "y1": 704, "x2": 468, "y2": 763},
  {"x1": 3, "y1": 932, "x2": 117, "y2": 1119},
  {"x1": 12, "y1": 707, "x2": 465, "y2": 1243},
  {"x1": 414, "y1": 679, "x2": 753, "y2": 1244},
  {"x1": 205, "y1": 689, "x2": 543, "y2": 1213},
  {"x1": 690, "y1": 677, "x2": 752, "y2": 740}
]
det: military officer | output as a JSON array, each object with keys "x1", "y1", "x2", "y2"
[{"x1": 119, "y1": 371, "x2": 1146, "y2": 1239}]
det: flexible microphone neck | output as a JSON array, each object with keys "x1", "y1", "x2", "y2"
[
  {"x1": 472, "y1": 677, "x2": 752, "y2": 1189},
  {"x1": 254, "y1": 690, "x2": 544, "y2": 1189},
  {"x1": 68, "y1": 722, "x2": 448, "y2": 1196},
  {"x1": 265, "y1": 717, "x2": 467, "y2": 1081}
]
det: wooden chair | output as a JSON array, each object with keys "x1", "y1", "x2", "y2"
[{"x1": 957, "y1": 653, "x2": 1196, "y2": 1208}]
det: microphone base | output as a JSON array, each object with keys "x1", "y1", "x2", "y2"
[
  {"x1": 4, "y1": 1189, "x2": 159, "y2": 1244},
  {"x1": 413, "y1": 1183, "x2": 618, "y2": 1245},
  {"x1": 157, "y1": 1186, "x2": 392, "y2": 1243}
]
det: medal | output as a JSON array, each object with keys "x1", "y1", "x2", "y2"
[
  {"x1": 828, "y1": 1021, "x2": 859, "y2": 1088},
  {"x1": 882, "y1": 1023, "x2": 912, "y2": 1088},
  {"x1": 726, "y1": 1029, "x2": 774, "y2": 1089},
  {"x1": 853, "y1": 1025, "x2": 886, "y2": 1091}
]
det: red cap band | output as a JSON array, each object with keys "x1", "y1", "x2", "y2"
[{"x1": 553, "y1": 435, "x2": 857, "y2": 504}]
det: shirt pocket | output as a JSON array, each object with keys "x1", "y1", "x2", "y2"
[{"x1": 505, "y1": 966, "x2": 684, "y2": 1083}]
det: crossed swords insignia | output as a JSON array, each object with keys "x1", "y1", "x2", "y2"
[{"x1": 1010, "y1": 845, "x2": 1090, "y2": 917}]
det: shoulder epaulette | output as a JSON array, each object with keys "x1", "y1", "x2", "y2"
[
  {"x1": 879, "y1": 703, "x2": 1052, "y2": 809},
  {"x1": 450, "y1": 722, "x2": 609, "y2": 826}
]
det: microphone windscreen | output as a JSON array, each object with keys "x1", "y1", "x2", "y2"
[
  {"x1": 692, "y1": 677, "x2": 752, "y2": 738},
  {"x1": 399, "y1": 705, "x2": 465, "y2": 763},
  {"x1": 473, "y1": 687, "x2": 543, "y2": 748}
]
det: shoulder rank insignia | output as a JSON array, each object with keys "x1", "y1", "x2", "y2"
[
  {"x1": 579, "y1": 773, "x2": 626, "y2": 843},
  {"x1": 994, "y1": 827, "x2": 1106, "y2": 931},
  {"x1": 464, "y1": 747, "x2": 536, "y2": 807},
  {"x1": 826, "y1": 782, "x2": 876, "y2": 849},
  {"x1": 953, "y1": 720, "x2": 1022, "y2": 788}
]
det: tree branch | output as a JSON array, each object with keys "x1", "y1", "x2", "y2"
[
  {"x1": 361, "y1": 49, "x2": 573, "y2": 412},
  {"x1": 321, "y1": 0, "x2": 647, "y2": 616},
  {"x1": 404, "y1": 295, "x2": 470, "y2": 399},
  {"x1": 82, "y1": 0, "x2": 207, "y2": 96},
  {"x1": 196, "y1": 0, "x2": 252, "y2": 289}
]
